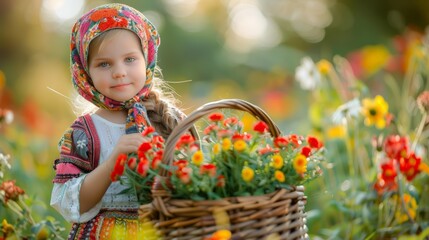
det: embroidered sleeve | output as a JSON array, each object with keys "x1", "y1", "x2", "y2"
[
  {"x1": 53, "y1": 117, "x2": 94, "y2": 183},
  {"x1": 50, "y1": 175, "x2": 102, "y2": 223}
]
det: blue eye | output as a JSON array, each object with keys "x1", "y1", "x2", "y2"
[
  {"x1": 125, "y1": 57, "x2": 135, "y2": 63},
  {"x1": 99, "y1": 62, "x2": 109, "y2": 68}
]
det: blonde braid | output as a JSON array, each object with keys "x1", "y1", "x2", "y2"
[{"x1": 142, "y1": 91, "x2": 185, "y2": 139}]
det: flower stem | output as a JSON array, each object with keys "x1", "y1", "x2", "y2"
[{"x1": 411, "y1": 111, "x2": 427, "y2": 151}]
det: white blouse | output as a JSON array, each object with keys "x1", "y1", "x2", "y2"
[{"x1": 50, "y1": 114, "x2": 139, "y2": 223}]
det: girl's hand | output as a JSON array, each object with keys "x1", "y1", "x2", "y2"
[{"x1": 108, "y1": 133, "x2": 147, "y2": 168}]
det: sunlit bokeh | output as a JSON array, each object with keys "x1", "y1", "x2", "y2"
[{"x1": 40, "y1": 0, "x2": 86, "y2": 32}]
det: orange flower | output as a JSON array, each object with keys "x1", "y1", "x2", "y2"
[
  {"x1": 274, "y1": 170, "x2": 286, "y2": 182},
  {"x1": 0, "y1": 180, "x2": 25, "y2": 203},
  {"x1": 293, "y1": 154, "x2": 307, "y2": 174},
  {"x1": 192, "y1": 150, "x2": 204, "y2": 166},
  {"x1": 271, "y1": 154, "x2": 283, "y2": 169}
]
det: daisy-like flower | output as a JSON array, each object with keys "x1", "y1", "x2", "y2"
[
  {"x1": 233, "y1": 140, "x2": 247, "y2": 152},
  {"x1": 271, "y1": 154, "x2": 284, "y2": 169},
  {"x1": 361, "y1": 95, "x2": 389, "y2": 129},
  {"x1": 295, "y1": 57, "x2": 321, "y2": 90},
  {"x1": 332, "y1": 98, "x2": 362, "y2": 125},
  {"x1": 192, "y1": 150, "x2": 204, "y2": 166},
  {"x1": 274, "y1": 170, "x2": 286, "y2": 182},
  {"x1": 222, "y1": 138, "x2": 232, "y2": 151},
  {"x1": 293, "y1": 154, "x2": 308, "y2": 174},
  {"x1": 241, "y1": 167, "x2": 255, "y2": 182}
]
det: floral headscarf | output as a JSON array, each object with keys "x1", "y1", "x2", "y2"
[{"x1": 70, "y1": 3, "x2": 160, "y2": 133}]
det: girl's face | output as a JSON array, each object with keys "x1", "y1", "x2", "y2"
[{"x1": 88, "y1": 30, "x2": 147, "y2": 102}]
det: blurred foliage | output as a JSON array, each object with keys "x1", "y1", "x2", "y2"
[{"x1": 0, "y1": 0, "x2": 428, "y2": 239}]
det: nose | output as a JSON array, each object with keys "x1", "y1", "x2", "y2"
[{"x1": 112, "y1": 65, "x2": 126, "y2": 79}]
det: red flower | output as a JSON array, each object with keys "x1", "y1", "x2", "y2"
[
  {"x1": 253, "y1": 121, "x2": 269, "y2": 134},
  {"x1": 380, "y1": 160, "x2": 397, "y2": 183},
  {"x1": 289, "y1": 134, "x2": 302, "y2": 147},
  {"x1": 177, "y1": 167, "x2": 192, "y2": 184},
  {"x1": 399, "y1": 152, "x2": 421, "y2": 181},
  {"x1": 138, "y1": 142, "x2": 152, "y2": 153},
  {"x1": 137, "y1": 159, "x2": 149, "y2": 177},
  {"x1": 98, "y1": 16, "x2": 128, "y2": 32},
  {"x1": 174, "y1": 159, "x2": 188, "y2": 170},
  {"x1": 142, "y1": 126, "x2": 156, "y2": 136},
  {"x1": 258, "y1": 144, "x2": 279, "y2": 155},
  {"x1": 176, "y1": 134, "x2": 195, "y2": 148},
  {"x1": 152, "y1": 135, "x2": 165, "y2": 148},
  {"x1": 232, "y1": 133, "x2": 252, "y2": 142},
  {"x1": 307, "y1": 136, "x2": 322, "y2": 149},
  {"x1": 216, "y1": 175, "x2": 226, "y2": 187},
  {"x1": 301, "y1": 146, "x2": 312, "y2": 157},
  {"x1": 204, "y1": 124, "x2": 219, "y2": 135},
  {"x1": 384, "y1": 135, "x2": 408, "y2": 160},
  {"x1": 373, "y1": 173, "x2": 398, "y2": 195},
  {"x1": 274, "y1": 136, "x2": 289, "y2": 148},
  {"x1": 209, "y1": 112, "x2": 224, "y2": 122},
  {"x1": 110, "y1": 153, "x2": 127, "y2": 181},
  {"x1": 127, "y1": 157, "x2": 137, "y2": 170},
  {"x1": 200, "y1": 163, "x2": 217, "y2": 177},
  {"x1": 223, "y1": 117, "x2": 240, "y2": 127}
]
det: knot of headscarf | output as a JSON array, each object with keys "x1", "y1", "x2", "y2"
[{"x1": 70, "y1": 3, "x2": 160, "y2": 134}]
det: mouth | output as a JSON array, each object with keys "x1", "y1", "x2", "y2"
[{"x1": 111, "y1": 83, "x2": 131, "y2": 89}]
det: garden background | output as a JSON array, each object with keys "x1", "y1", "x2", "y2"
[{"x1": 1, "y1": 0, "x2": 428, "y2": 239}]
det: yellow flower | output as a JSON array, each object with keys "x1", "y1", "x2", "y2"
[
  {"x1": 192, "y1": 150, "x2": 204, "y2": 166},
  {"x1": 222, "y1": 138, "x2": 232, "y2": 151},
  {"x1": 36, "y1": 227, "x2": 49, "y2": 240},
  {"x1": 233, "y1": 140, "x2": 247, "y2": 152},
  {"x1": 1, "y1": 219, "x2": 14, "y2": 235},
  {"x1": 293, "y1": 154, "x2": 308, "y2": 174},
  {"x1": 274, "y1": 170, "x2": 285, "y2": 182},
  {"x1": 271, "y1": 154, "x2": 284, "y2": 169},
  {"x1": 419, "y1": 162, "x2": 429, "y2": 175},
  {"x1": 395, "y1": 193, "x2": 418, "y2": 223},
  {"x1": 317, "y1": 59, "x2": 331, "y2": 75},
  {"x1": 241, "y1": 167, "x2": 254, "y2": 182},
  {"x1": 327, "y1": 125, "x2": 346, "y2": 139},
  {"x1": 361, "y1": 45, "x2": 391, "y2": 76},
  {"x1": 213, "y1": 143, "x2": 221, "y2": 155},
  {"x1": 211, "y1": 229, "x2": 232, "y2": 240},
  {"x1": 361, "y1": 95, "x2": 389, "y2": 129}
]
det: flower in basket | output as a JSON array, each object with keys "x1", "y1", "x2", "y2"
[
  {"x1": 166, "y1": 112, "x2": 325, "y2": 200},
  {"x1": 111, "y1": 112, "x2": 325, "y2": 204},
  {"x1": 110, "y1": 126, "x2": 164, "y2": 204}
]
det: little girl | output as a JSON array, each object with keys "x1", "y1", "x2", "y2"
[{"x1": 50, "y1": 3, "x2": 184, "y2": 239}]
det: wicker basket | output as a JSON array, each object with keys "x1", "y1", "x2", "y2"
[{"x1": 141, "y1": 99, "x2": 308, "y2": 240}]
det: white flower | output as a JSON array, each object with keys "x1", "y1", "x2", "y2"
[
  {"x1": 332, "y1": 98, "x2": 362, "y2": 124},
  {"x1": 295, "y1": 57, "x2": 321, "y2": 90},
  {"x1": 76, "y1": 139, "x2": 87, "y2": 149}
]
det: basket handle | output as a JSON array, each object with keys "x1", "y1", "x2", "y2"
[{"x1": 159, "y1": 99, "x2": 281, "y2": 177}]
